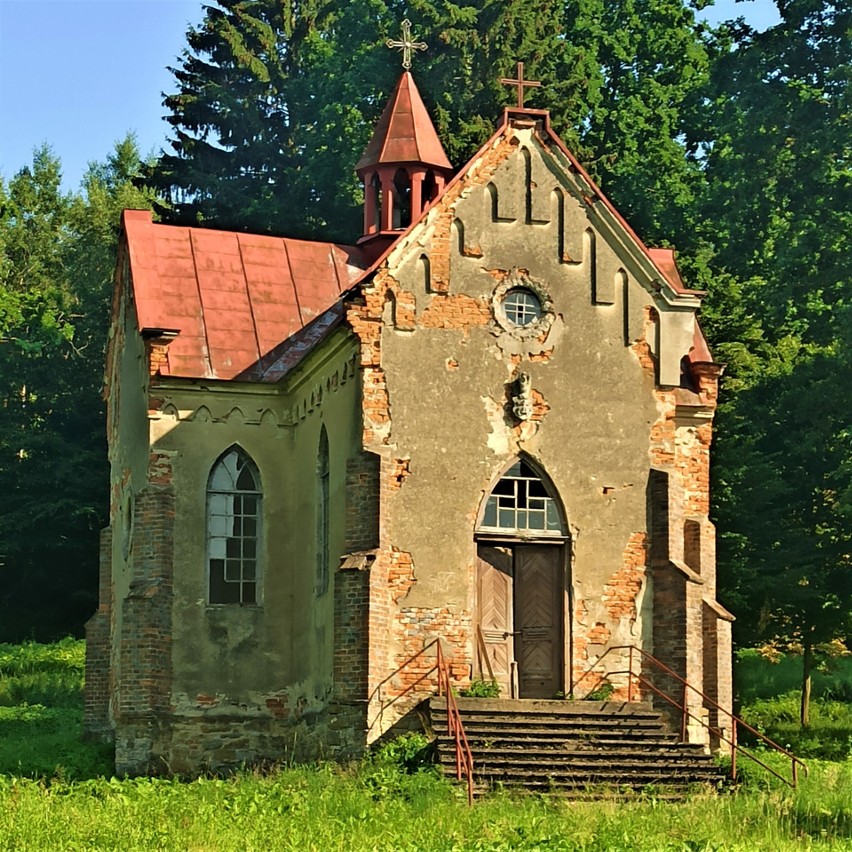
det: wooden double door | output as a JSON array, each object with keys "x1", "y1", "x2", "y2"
[{"x1": 476, "y1": 542, "x2": 565, "y2": 699}]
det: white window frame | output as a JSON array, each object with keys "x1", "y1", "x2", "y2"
[{"x1": 207, "y1": 447, "x2": 262, "y2": 605}]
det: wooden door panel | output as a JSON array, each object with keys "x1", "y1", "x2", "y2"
[
  {"x1": 476, "y1": 545, "x2": 513, "y2": 697},
  {"x1": 515, "y1": 545, "x2": 563, "y2": 698}
]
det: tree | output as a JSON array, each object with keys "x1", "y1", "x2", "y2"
[
  {"x1": 0, "y1": 138, "x2": 158, "y2": 641},
  {"x1": 693, "y1": 0, "x2": 851, "y2": 347},
  {"x1": 149, "y1": 0, "x2": 712, "y2": 245},
  {"x1": 694, "y1": 0, "x2": 852, "y2": 723}
]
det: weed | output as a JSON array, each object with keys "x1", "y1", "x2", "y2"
[
  {"x1": 586, "y1": 683, "x2": 616, "y2": 701},
  {"x1": 459, "y1": 678, "x2": 501, "y2": 698}
]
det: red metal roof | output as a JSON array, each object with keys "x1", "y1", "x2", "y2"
[
  {"x1": 647, "y1": 248, "x2": 687, "y2": 293},
  {"x1": 122, "y1": 210, "x2": 366, "y2": 380},
  {"x1": 355, "y1": 71, "x2": 452, "y2": 173}
]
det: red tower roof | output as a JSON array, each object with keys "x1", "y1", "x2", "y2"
[{"x1": 355, "y1": 71, "x2": 452, "y2": 173}]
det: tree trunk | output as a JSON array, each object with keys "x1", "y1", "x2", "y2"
[{"x1": 800, "y1": 643, "x2": 813, "y2": 728}]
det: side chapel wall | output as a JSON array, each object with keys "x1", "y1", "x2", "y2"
[{"x1": 109, "y1": 323, "x2": 363, "y2": 772}]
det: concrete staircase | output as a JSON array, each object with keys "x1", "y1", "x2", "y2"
[{"x1": 430, "y1": 697, "x2": 726, "y2": 796}]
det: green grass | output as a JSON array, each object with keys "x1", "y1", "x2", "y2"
[
  {"x1": 0, "y1": 639, "x2": 113, "y2": 779},
  {"x1": 0, "y1": 762, "x2": 850, "y2": 851},
  {"x1": 0, "y1": 640, "x2": 850, "y2": 850}
]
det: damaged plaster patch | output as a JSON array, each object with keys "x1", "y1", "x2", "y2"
[{"x1": 483, "y1": 395, "x2": 513, "y2": 455}]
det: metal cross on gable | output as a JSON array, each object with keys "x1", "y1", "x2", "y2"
[
  {"x1": 386, "y1": 19, "x2": 427, "y2": 69},
  {"x1": 500, "y1": 61, "x2": 542, "y2": 109}
]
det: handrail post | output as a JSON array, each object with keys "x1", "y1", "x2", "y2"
[
  {"x1": 731, "y1": 719, "x2": 737, "y2": 782},
  {"x1": 792, "y1": 757, "x2": 798, "y2": 788},
  {"x1": 628, "y1": 646, "x2": 634, "y2": 702},
  {"x1": 680, "y1": 683, "x2": 688, "y2": 741}
]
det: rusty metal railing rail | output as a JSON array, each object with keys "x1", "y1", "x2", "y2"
[
  {"x1": 573, "y1": 644, "x2": 807, "y2": 788},
  {"x1": 436, "y1": 639, "x2": 475, "y2": 805},
  {"x1": 365, "y1": 637, "x2": 475, "y2": 804}
]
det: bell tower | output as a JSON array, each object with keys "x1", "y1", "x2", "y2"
[{"x1": 356, "y1": 23, "x2": 453, "y2": 257}]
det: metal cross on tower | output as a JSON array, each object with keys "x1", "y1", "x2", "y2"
[
  {"x1": 386, "y1": 19, "x2": 427, "y2": 69},
  {"x1": 500, "y1": 62, "x2": 542, "y2": 109}
]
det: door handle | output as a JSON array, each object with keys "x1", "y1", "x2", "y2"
[{"x1": 503, "y1": 631, "x2": 522, "y2": 638}]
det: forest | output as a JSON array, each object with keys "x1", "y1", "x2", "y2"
[{"x1": 0, "y1": 0, "x2": 849, "y2": 718}]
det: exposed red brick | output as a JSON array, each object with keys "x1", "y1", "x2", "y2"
[
  {"x1": 419, "y1": 294, "x2": 491, "y2": 329},
  {"x1": 603, "y1": 532, "x2": 648, "y2": 622}
]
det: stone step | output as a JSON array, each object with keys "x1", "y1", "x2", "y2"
[
  {"x1": 434, "y1": 697, "x2": 658, "y2": 717},
  {"x1": 475, "y1": 773, "x2": 722, "y2": 790},
  {"x1": 433, "y1": 710, "x2": 668, "y2": 726},
  {"x1": 460, "y1": 725, "x2": 679, "y2": 743},
  {"x1": 475, "y1": 766, "x2": 723, "y2": 787},
  {"x1": 428, "y1": 695, "x2": 726, "y2": 796},
  {"x1": 433, "y1": 720, "x2": 671, "y2": 736},
  {"x1": 437, "y1": 744, "x2": 709, "y2": 760},
  {"x1": 443, "y1": 738, "x2": 684, "y2": 752},
  {"x1": 441, "y1": 758, "x2": 719, "y2": 777}
]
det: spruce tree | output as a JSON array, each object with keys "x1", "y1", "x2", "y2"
[{"x1": 150, "y1": 0, "x2": 712, "y2": 244}]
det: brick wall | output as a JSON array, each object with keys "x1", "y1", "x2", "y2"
[
  {"x1": 344, "y1": 453, "x2": 380, "y2": 552},
  {"x1": 114, "y1": 454, "x2": 175, "y2": 775},
  {"x1": 83, "y1": 526, "x2": 113, "y2": 741}
]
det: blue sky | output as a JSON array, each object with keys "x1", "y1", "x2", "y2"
[{"x1": 0, "y1": 0, "x2": 782, "y2": 192}]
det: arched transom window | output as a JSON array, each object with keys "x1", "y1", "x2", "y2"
[
  {"x1": 479, "y1": 459, "x2": 564, "y2": 537},
  {"x1": 208, "y1": 447, "x2": 261, "y2": 604}
]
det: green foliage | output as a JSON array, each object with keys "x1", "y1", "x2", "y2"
[
  {"x1": 585, "y1": 683, "x2": 616, "y2": 701},
  {"x1": 692, "y1": 0, "x2": 852, "y2": 672},
  {"x1": 0, "y1": 139, "x2": 158, "y2": 641},
  {"x1": 369, "y1": 732, "x2": 435, "y2": 773},
  {"x1": 740, "y1": 692, "x2": 852, "y2": 761},
  {"x1": 0, "y1": 641, "x2": 850, "y2": 849},
  {"x1": 736, "y1": 649, "x2": 852, "y2": 705},
  {"x1": 460, "y1": 678, "x2": 502, "y2": 698},
  {"x1": 0, "y1": 760, "x2": 850, "y2": 850},
  {"x1": 150, "y1": 0, "x2": 711, "y2": 244},
  {"x1": 736, "y1": 649, "x2": 852, "y2": 761}
]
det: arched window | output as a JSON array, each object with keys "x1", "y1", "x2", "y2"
[
  {"x1": 479, "y1": 459, "x2": 565, "y2": 537},
  {"x1": 316, "y1": 426, "x2": 330, "y2": 596},
  {"x1": 207, "y1": 447, "x2": 261, "y2": 604}
]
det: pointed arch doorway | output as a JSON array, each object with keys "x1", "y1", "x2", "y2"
[{"x1": 475, "y1": 459, "x2": 569, "y2": 699}]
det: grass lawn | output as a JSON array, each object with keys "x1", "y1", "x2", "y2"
[{"x1": 0, "y1": 640, "x2": 850, "y2": 851}]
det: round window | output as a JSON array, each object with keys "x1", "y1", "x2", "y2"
[{"x1": 503, "y1": 288, "x2": 542, "y2": 327}]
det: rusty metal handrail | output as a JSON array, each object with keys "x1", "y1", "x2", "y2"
[
  {"x1": 436, "y1": 640, "x2": 475, "y2": 805},
  {"x1": 572, "y1": 644, "x2": 807, "y2": 788},
  {"x1": 365, "y1": 637, "x2": 475, "y2": 804}
]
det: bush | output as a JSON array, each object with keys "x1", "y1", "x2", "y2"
[{"x1": 735, "y1": 648, "x2": 852, "y2": 704}]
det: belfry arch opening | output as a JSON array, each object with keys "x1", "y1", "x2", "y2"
[{"x1": 474, "y1": 458, "x2": 569, "y2": 700}]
